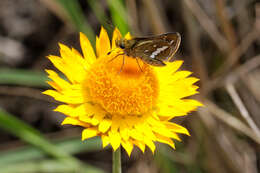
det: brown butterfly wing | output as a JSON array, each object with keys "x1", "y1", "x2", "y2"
[{"x1": 132, "y1": 32, "x2": 181, "y2": 62}]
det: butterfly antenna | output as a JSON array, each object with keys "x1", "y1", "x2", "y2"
[
  {"x1": 107, "y1": 53, "x2": 124, "y2": 63},
  {"x1": 118, "y1": 55, "x2": 125, "y2": 74},
  {"x1": 135, "y1": 58, "x2": 143, "y2": 72},
  {"x1": 107, "y1": 47, "x2": 117, "y2": 55}
]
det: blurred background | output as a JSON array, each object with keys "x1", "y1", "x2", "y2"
[{"x1": 0, "y1": 0, "x2": 259, "y2": 172}]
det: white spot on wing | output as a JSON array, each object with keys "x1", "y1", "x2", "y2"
[
  {"x1": 145, "y1": 50, "x2": 149, "y2": 52},
  {"x1": 169, "y1": 40, "x2": 174, "y2": 44},
  {"x1": 153, "y1": 45, "x2": 157, "y2": 47},
  {"x1": 150, "y1": 46, "x2": 168, "y2": 59}
]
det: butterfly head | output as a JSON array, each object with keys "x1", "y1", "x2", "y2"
[
  {"x1": 115, "y1": 38, "x2": 125, "y2": 49},
  {"x1": 116, "y1": 38, "x2": 136, "y2": 50}
]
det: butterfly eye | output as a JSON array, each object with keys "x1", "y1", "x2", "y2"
[{"x1": 119, "y1": 43, "x2": 125, "y2": 49}]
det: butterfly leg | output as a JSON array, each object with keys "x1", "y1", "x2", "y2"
[
  {"x1": 135, "y1": 58, "x2": 143, "y2": 72},
  {"x1": 108, "y1": 53, "x2": 124, "y2": 63},
  {"x1": 118, "y1": 54, "x2": 125, "y2": 74}
]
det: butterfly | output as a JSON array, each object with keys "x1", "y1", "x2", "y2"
[{"x1": 112, "y1": 32, "x2": 181, "y2": 67}]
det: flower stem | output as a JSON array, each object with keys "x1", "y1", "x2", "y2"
[{"x1": 112, "y1": 147, "x2": 121, "y2": 173}]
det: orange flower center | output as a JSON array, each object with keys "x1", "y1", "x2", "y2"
[{"x1": 84, "y1": 53, "x2": 159, "y2": 115}]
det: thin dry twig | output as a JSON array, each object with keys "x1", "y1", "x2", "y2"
[
  {"x1": 198, "y1": 107, "x2": 253, "y2": 173},
  {"x1": 204, "y1": 55, "x2": 260, "y2": 94},
  {"x1": 183, "y1": 0, "x2": 229, "y2": 52},
  {"x1": 256, "y1": 3, "x2": 260, "y2": 31},
  {"x1": 227, "y1": 55, "x2": 260, "y2": 83},
  {"x1": 213, "y1": 27, "x2": 259, "y2": 77},
  {"x1": 215, "y1": 0, "x2": 237, "y2": 49},
  {"x1": 234, "y1": 0, "x2": 253, "y2": 38},
  {"x1": 39, "y1": 0, "x2": 72, "y2": 28},
  {"x1": 202, "y1": 99, "x2": 260, "y2": 145},
  {"x1": 182, "y1": 1, "x2": 209, "y2": 87},
  {"x1": 126, "y1": 0, "x2": 140, "y2": 35},
  {"x1": 213, "y1": 4, "x2": 260, "y2": 77},
  {"x1": 243, "y1": 72, "x2": 260, "y2": 104},
  {"x1": 0, "y1": 86, "x2": 53, "y2": 102},
  {"x1": 226, "y1": 83, "x2": 260, "y2": 138},
  {"x1": 141, "y1": 0, "x2": 168, "y2": 33},
  {"x1": 216, "y1": 128, "x2": 246, "y2": 173}
]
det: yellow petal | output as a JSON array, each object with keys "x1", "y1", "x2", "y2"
[
  {"x1": 54, "y1": 105, "x2": 77, "y2": 117},
  {"x1": 135, "y1": 123, "x2": 156, "y2": 141},
  {"x1": 133, "y1": 141, "x2": 146, "y2": 153},
  {"x1": 61, "y1": 117, "x2": 89, "y2": 127},
  {"x1": 159, "y1": 83, "x2": 199, "y2": 100},
  {"x1": 101, "y1": 135, "x2": 110, "y2": 148},
  {"x1": 111, "y1": 116, "x2": 121, "y2": 132},
  {"x1": 157, "y1": 104, "x2": 187, "y2": 118},
  {"x1": 80, "y1": 32, "x2": 96, "y2": 64},
  {"x1": 152, "y1": 125, "x2": 181, "y2": 141},
  {"x1": 61, "y1": 117, "x2": 80, "y2": 125},
  {"x1": 143, "y1": 138, "x2": 155, "y2": 153},
  {"x1": 109, "y1": 131, "x2": 121, "y2": 151},
  {"x1": 47, "y1": 81, "x2": 60, "y2": 91},
  {"x1": 147, "y1": 117, "x2": 181, "y2": 140},
  {"x1": 79, "y1": 114, "x2": 92, "y2": 124},
  {"x1": 96, "y1": 26, "x2": 111, "y2": 57},
  {"x1": 90, "y1": 118, "x2": 99, "y2": 126},
  {"x1": 45, "y1": 69, "x2": 70, "y2": 90},
  {"x1": 71, "y1": 48, "x2": 90, "y2": 70},
  {"x1": 47, "y1": 54, "x2": 84, "y2": 84},
  {"x1": 170, "y1": 71, "x2": 192, "y2": 82},
  {"x1": 99, "y1": 119, "x2": 112, "y2": 133},
  {"x1": 82, "y1": 128, "x2": 98, "y2": 140},
  {"x1": 79, "y1": 103, "x2": 105, "y2": 118},
  {"x1": 121, "y1": 140, "x2": 134, "y2": 156},
  {"x1": 43, "y1": 90, "x2": 84, "y2": 104},
  {"x1": 79, "y1": 103, "x2": 105, "y2": 124},
  {"x1": 59, "y1": 44, "x2": 86, "y2": 82},
  {"x1": 112, "y1": 27, "x2": 122, "y2": 49},
  {"x1": 124, "y1": 32, "x2": 132, "y2": 39},
  {"x1": 155, "y1": 133, "x2": 176, "y2": 149},
  {"x1": 164, "y1": 122, "x2": 190, "y2": 136},
  {"x1": 171, "y1": 99, "x2": 203, "y2": 113},
  {"x1": 119, "y1": 123, "x2": 130, "y2": 141},
  {"x1": 154, "y1": 60, "x2": 183, "y2": 75},
  {"x1": 158, "y1": 98, "x2": 202, "y2": 118},
  {"x1": 47, "y1": 56, "x2": 72, "y2": 82},
  {"x1": 91, "y1": 110, "x2": 106, "y2": 125},
  {"x1": 54, "y1": 104, "x2": 86, "y2": 117},
  {"x1": 129, "y1": 129, "x2": 143, "y2": 141}
]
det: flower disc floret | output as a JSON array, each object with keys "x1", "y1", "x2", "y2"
[{"x1": 84, "y1": 56, "x2": 158, "y2": 115}]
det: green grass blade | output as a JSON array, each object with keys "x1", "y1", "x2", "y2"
[
  {"x1": 0, "y1": 68, "x2": 48, "y2": 87},
  {"x1": 0, "y1": 137, "x2": 101, "y2": 165},
  {"x1": 57, "y1": 0, "x2": 95, "y2": 44},
  {"x1": 87, "y1": 0, "x2": 109, "y2": 28},
  {"x1": 1, "y1": 159, "x2": 104, "y2": 173},
  {"x1": 0, "y1": 108, "x2": 67, "y2": 159},
  {"x1": 1, "y1": 160, "x2": 76, "y2": 173},
  {"x1": 0, "y1": 109, "x2": 104, "y2": 173},
  {"x1": 155, "y1": 147, "x2": 179, "y2": 173},
  {"x1": 107, "y1": 0, "x2": 129, "y2": 35}
]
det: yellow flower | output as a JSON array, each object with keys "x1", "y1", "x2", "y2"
[{"x1": 43, "y1": 27, "x2": 202, "y2": 156}]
